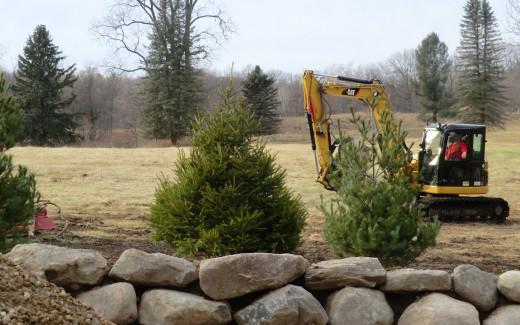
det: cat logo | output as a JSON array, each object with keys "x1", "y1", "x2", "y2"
[{"x1": 343, "y1": 88, "x2": 359, "y2": 96}]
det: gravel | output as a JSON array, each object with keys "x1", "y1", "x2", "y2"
[{"x1": 0, "y1": 254, "x2": 113, "y2": 325}]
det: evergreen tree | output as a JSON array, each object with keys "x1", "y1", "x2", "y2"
[
  {"x1": 415, "y1": 33, "x2": 453, "y2": 122},
  {"x1": 12, "y1": 25, "x2": 79, "y2": 145},
  {"x1": 322, "y1": 109, "x2": 440, "y2": 266},
  {"x1": 242, "y1": 65, "x2": 281, "y2": 135},
  {"x1": 457, "y1": 0, "x2": 507, "y2": 127},
  {"x1": 0, "y1": 74, "x2": 39, "y2": 252},
  {"x1": 149, "y1": 82, "x2": 306, "y2": 256},
  {"x1": 142, "y1": 0, "x2": 202, "y2": 144}
]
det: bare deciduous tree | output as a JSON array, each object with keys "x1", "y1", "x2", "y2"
[{"x1": 93, "y1": 0, "x2": 232, "y2": 73}]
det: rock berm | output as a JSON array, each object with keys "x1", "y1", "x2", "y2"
[
  {"x1": 139, "y1": 289, "x2": 231, "y2": 325},
  {"x1": 305, "y1": 257, "x2": 386, "y2": 290},
  {"x1": 199, "y1": 253, "x2": 310, "y2": 300},
  {"x1": 497, "y1": 270, "x2": 520, "y2": 303},
  {"x1": 398, "y1": 293, "x2": 479, "y2": 325},
  {"x1": 453, "y1": 264, "x2": 497, "y2": 311},
  {"x1": 483, "y1": 305, "x2": 520, "y2": 325},
  {"x1": 327, "y1": 286, "x2": 393, "y2": 325},
  {"x1": 380, "y1": 269, "x2": 451, "y2": 293},
  {"x1": 234, "y1": 284, "x2": 328, "y2": 325},
  {"x1": 77, "y1": 282, "x2": 137, "y2": 325},
  {"x1": 6, "y1": 243, "x2": 108, "y2": 288},
  {"x1": 108, "y1": 248, "x2": 198, "y2": 287}
]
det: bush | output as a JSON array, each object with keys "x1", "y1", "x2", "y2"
[
  {"x1": 321, "y1": 109, "x2": 440, "y2": 266},
  {"x1": 149, "y1": 84, "x2": 306, "y2": 256},
  {"x1": 0, "y1": 74, "x2": 39, "y2": 252}
]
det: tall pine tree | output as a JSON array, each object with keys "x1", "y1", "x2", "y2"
[
  {"x1": 415, "y1": 32, "x2": 453, "y2": 122},
  {"x1": 457, "y1": 0, "x2": 507, "y2": 127},
  {"x1": 142, "y1": 0, "x2": 202, "y2": 144},
  {"x1": 242, "y1": 66, "x2": 281, "y2": 135},
  {"x1": 12, "y1": 25, "x2": 79, "y2": 145}
]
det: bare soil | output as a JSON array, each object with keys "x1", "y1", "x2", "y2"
[{"x1": 32, "y1": 210, "x2": 520, "y2": 274}]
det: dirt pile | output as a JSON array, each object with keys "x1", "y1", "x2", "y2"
[{"x1": 0, "y1": 254, "x2": 112, "y2": 325}]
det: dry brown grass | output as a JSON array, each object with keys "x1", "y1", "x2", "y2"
[{"x1": 9, "y1": 113, "x2": 520, "y2": 271}]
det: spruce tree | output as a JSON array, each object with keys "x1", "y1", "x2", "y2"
[
  {"x1": 457, "y1": 0, "x2": 507, "y2": 127},
  {"x1": 149, "y1": 82, "x2": 306, "y2": 256},
  {"x1": 142, "y1": 0, "x2": 202, "y2": 144},
  {"x1": 415, "y1": 33, "x2": 453, "y2": 122},
  {"x1": 321, "y1": 109, "x2": 440, "y2": 266},
  {"x1": 242, "y1": 65, "x2": 281, "y2": 135},
  {"x1": 12, "y1": 25, "x2": 79, "y2": 145},
  {"x1": 0, "y1": 74, "x2": 39, "y2": 252}
]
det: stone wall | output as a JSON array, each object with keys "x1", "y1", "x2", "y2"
[{"x1": 5, "y1": 243, "x2": 520, "y2": 324}]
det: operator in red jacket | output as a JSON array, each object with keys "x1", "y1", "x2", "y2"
[{"x1": 445, "y1": 135, "x2": 468, "y2": 161}]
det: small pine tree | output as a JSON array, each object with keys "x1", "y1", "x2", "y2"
[
  {"x1": 321, "y1": 109, "x2": 440, "y2": 266},
  {"x1": 12, "y1": 25, "x2": 79, "y2": 145},
  {"x1": 0, "y1": 74, "x2": 39, "y2": 252},
  {"x1": 149, "y1": 82, "x2": 306, "y2": 256},
  {"x1": 242, "y1": 65, "x2": 281, "y2": 135},
  {"x1": 415, "y1": 32, "x2": 453, "y2": 122},
  {"x1": 457, "y1": 0, "x2": 507, "y2": 127}
]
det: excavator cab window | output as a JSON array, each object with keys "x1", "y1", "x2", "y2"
[{"x1": 419, "y1": 129, "x2": 442, "y2": 185}]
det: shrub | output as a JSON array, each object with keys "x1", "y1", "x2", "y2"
[
  {"x1": 149, "y1": 84, "x2": 306, "y2": 256},
  {"x1": 0, "y1": 74, "x2": 39, "y2": 252},
  {"x1": 321, "y1": 109, "x2": 440, "y2": 265}
]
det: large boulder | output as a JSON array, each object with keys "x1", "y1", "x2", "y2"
[
  {"x1": 6, "y1": 243, "x2": 108, "y2": 288},
  {"x1": 453, "y1": 264, "x2": 497, "y2": 311},
  {"x1": 77, "y1": 282, "x2": 137, "y2": 325},
  {"x1": 234, "y1": 285, "x2": 328, "y2": 325},
  {"x1": 305, "y1": 257, "x2": 386, "y2": 290},
  {"x1": 380, "y1": 269, "x2": 451, "y2": 293},
  {"x1": 139, "y1": 289, "x2": 231, "y2": 325},
  {"x1": 199, "y1": 253, "x2": 309, "y2": 300},
  {"x1": 498, "y1": 270, "x2": 520, "y2": 302},
  {"x1": 483, "y1": 305, "x2": 520, "y2": 325},
  {"x1": 108, "y1": 248, "x2": 197, "y2": 287},
  {"x1": 326, "y1": 286, "x2": 393, "y2": 325},
  {"x1": 398, "y1": 293, "x2": 479, "y2": 325}
]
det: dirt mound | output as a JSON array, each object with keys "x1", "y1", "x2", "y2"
[{"x1": 0, "y1": 254, "x2": 112, "y2": 325}]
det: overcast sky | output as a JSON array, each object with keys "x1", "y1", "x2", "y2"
[{"x1": 0, "y1": 0, "x2": 514, "y2": 74}]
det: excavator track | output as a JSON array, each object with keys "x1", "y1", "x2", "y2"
[{"x1": 419, "y1": 196, "x2": 509, "y2": 223}]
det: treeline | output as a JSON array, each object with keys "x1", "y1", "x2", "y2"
[{"x1": 3, "y1": 43, "x2": 520, "y2": 142}]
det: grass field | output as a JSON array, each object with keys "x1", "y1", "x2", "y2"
[{"x1": 9, "y1": 113, "x2": 520, "y2": 271}]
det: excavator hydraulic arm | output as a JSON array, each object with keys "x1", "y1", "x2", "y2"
[{"x1": 301, "y1": 70, "x2": 395, "y2": 189}]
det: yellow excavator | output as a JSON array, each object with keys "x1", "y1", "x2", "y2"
[{"x1": 301, "y1": 70, "x2": 509, "y2": 222}]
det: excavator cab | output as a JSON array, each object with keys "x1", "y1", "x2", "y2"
[{"x1": 418, "y1": 124, "x2": 487, "y2": 192}]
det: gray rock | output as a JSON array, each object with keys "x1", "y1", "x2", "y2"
[
  {"x1": 498, "y1": 271, "x2": 520, "y2": 303},
  {"x1": 326, "y1": 286, "x2": 393, "y2": 325},
  {"x1": 6, "y1": 243, "x2": 108, "y2": 287},
  {"x1": 305, "y1": 257, "x2": 386, "y2": 290},
  {"x1": 234, "y1": 285, "x2": 328, "y2": 325},
  {"x1": 77, "y1": 282, "x2": 137, "y2": 325},
  {"x1": 453, "y1": 264, "x2": 497, "y2": 311},
  {"x1": 483, "y1": 305, "x2": 520, "y2": 325},
  {"x1": 139, "y1": 289, "x2": 231, "y2": 325},
  {"x1": 398, "y1": 293, "x2": 479, "y2": 325},
  {"x1": 108, "y1": 248, "x2": 197, "y2": 287},
  {"x1": 380, "y1": 269, "x2": 451, "y2": 293},
  {"x1": 199, "y1": 253, "x2": 310, "y2": 300}
]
